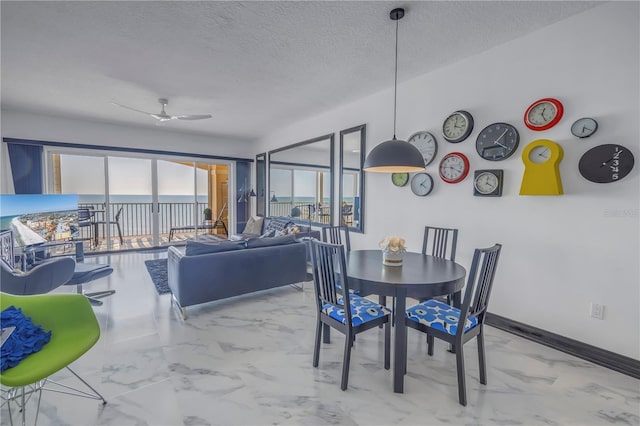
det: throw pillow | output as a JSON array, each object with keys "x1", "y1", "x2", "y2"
[
  {"x1": 1, "y1": 306, "x2": 52, "y2": 372},
  {"x1": 242, "y1": 216, "x2": 264, "y2": 235},
  {"x1": 246, "y1": 233, "x2": 297, "y2": 249},
  {"x1": 185, "y1": 240, "x2": 245, "y2": 256}
]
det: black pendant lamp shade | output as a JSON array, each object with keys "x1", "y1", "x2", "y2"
[
  {"x1": 363, "y1": 137, "x2": 425, "y2": 172},
  {"x1": 363, "y1": 8, "x2": 425, "y2": 173}
]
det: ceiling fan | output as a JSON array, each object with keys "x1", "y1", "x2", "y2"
[{"x1": 111, "y1": 98, "x2": 212, "y2": 123}]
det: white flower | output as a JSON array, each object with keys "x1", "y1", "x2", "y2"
[{"x1": 379, "y1": 236, "x2": 406, "y2": 254}]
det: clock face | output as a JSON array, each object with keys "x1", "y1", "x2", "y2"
[
  {"x1": 524, "y1": 98, "x2": 564, "y2": 131},
  {"x1": 529, "y1": 145, "x2": 552, "y2": 163},
  {"x1": 408, "y1": 131, "x2": 438, "y2": 166},
  {"x1": 442, "y1": 110, "x2": 474, "y2": 143},
  {"x1": 410, "y1": 172, "x2": 434, "y2": 196},
  {"x1": 391, "y1": 172, "x2": 409, "y2": 187},
  {"x1": 438, "y1": 152, "x2": 470, "y2": 183},
  {"x1": 475, "y1": 122, "x2": 520, "y2": 161},
  {"x1": 571, "y1": 117, "x2": 598, "y2": 138},
  {"x1": 473, "y1": 170, "x2": 503, "y2": 196},
  {"x1": 579, "y1": 144, "x2": 635, "y2": 183}
]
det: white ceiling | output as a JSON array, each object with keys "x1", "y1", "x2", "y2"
[{"x1": 1, "y1": 1, "x2": 601, "y2": 142}]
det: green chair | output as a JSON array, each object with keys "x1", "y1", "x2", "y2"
[{"x1": 0, "y1": 293, "x2": 106, "y2": 425}]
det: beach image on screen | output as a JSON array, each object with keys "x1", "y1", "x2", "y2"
[{"x1": 0, "y1": 194, "x2": 79, "y2": 247}]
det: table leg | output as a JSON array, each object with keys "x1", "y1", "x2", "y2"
[{"x1": 393, "y1": 288, "x2": 407, "y2": 393}]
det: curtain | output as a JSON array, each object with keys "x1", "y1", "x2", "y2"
[{"x1": 6, "y1": 143, "x2": 43, "y2": 194}]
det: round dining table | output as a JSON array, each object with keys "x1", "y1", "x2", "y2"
[{"x1": 345, "y1": 250, "x2": 467, "y2": 393}]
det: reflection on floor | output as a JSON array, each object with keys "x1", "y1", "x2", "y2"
[
  {"x1": 85, "y1": 231, "x2": 226, "y2": 252},
  {"x1": 3, "y1": 250, "x2": 638, "y2": 425}
]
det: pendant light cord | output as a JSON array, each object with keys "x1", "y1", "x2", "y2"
[{"x1": 393, "y1": 17, "x2": 399, "y2": 140}]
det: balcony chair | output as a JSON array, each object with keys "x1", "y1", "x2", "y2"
[
  {"x1": 309, "y1": 240, "x2": 391, "y2": 390},
  {"x1": 341, "y1": 204, "x2": 353, "y2": 226},
  {"x1": 0, "y1": 293, "x2": 107, "y2": 425},
  {"x1": 405, "y1": 244, "x2": 502, "y2": 406},
  {"x1": 77, "y1": 207, "x2": 97, "y2": 248},
  {"x1": 93, "y1": 207, "x2": 123, "y2": 245}
]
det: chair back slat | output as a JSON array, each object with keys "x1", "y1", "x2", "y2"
[
  {"x1": 78, "y1": 208, "x2": 92, "y2": 222},
  {"x1": 457, "y1": 244, "x2": 502, "y2": 335},
  {"x1": 422, "y1": 226, "x2": 458, "y2": 261},
  {"x1": 322, "y1": 225, "x2": 351, "y2": 252},
  {"x1": 310, "y1": 240, "x2": 351, "y2": 323}
]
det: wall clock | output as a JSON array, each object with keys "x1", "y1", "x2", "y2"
[
  {"x1": 410, "y1": 172, "x2": 434, "y2": 196},
  {"x1": 571, "y1": 117, "x2": 598, "y2": 139},
  {"x1": 408, "y1": 131, "x2": 438, "y2": 166},
  {"x1": 438, "y1": 152, "x2": 470, "y2": 183},
  {"x1": 524, "y1": 98, "x2": 564, "y2": 131},
  {"x1": 519, "y1": 139, "x2": 564, "y2": 195},
  {"x1": 578, "y1": 144, "x2": 635, "y2": 183},
  {"x1": 473, "y1": 170, "x2": 503, "y2": 197},
  {"x1": 475, "y1": 122, "x2": 520, "y2": 161},
  {"x1": 442, "y1": 110, "x2": 474, "y2": 143},
  {"x1": 391, "y1": 172, "x2": 409, "y2": 187}
]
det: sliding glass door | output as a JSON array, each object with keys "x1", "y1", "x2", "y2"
[{"x1": 48, "y1": 150, "x2": 229, "y2": 252}]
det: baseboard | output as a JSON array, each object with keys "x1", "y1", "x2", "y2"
[{"x1": 485, "y1": 312, "x2": 640, "y2": 379}]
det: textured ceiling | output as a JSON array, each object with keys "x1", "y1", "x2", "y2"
[{"x1": 1, "y1": 1, "x2": 601, "y2": 142}]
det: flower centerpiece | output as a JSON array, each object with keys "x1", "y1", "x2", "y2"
[{"x1": 379, "y1": 236, "x2": 406, "y2": 266}]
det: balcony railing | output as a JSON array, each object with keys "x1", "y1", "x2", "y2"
[
  {"x1": 269, "y1": 201, "x2": 331, "y2": 225},
  {"x1": 77, "y1": 202, "x2": 227, "y2": 244}
]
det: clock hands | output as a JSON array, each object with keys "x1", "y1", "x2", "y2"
[
  {"x1": 492, "y1": 129, "x2": 509, "y2": 149},
  {"x1": 537, "y1": 148, "x2": 549, "y2": 159}
]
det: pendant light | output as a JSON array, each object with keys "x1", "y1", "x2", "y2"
[{"x1": 363, "y1": 8, "x2": 425, "y2": 173}]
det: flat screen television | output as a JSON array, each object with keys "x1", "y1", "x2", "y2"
[{"x1": 0, "y1": 194, "x2": 79, "y2": 247}]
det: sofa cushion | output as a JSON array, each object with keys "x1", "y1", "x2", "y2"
[
  {"x1": 245, "y1": 234, "x2": 297, "y2": 249},
  {"x1": 263, "y1": 217, "x2": 293, "y2": 234},
  {"x1": 185, "y1": 240, "x2": 245, "y2": 256},
  {"x1": 242, "y1": 216, "x2": 264, "y2": 235}
]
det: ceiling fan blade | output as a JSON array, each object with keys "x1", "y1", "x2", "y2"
[
  {"x1": 175, "y1": 114, "x2": 212, "y2": 121},
  {"x1": 110, "y1": 101, "x2": 154, "y2": 116},
  {"x1": 150, "y1": 114, "x2": 172, "y2": 121}
]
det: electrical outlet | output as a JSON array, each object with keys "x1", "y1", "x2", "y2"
[{"x1": 590, "y1": 303, "x2": 605, "y2": 320}]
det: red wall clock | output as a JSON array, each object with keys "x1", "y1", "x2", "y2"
[
  {"x1": 524, "y1": 98, "x2": 564, "y2": 131},
  {"x1": 439, "y1": 152, "x2": 470, "y2": 183}
]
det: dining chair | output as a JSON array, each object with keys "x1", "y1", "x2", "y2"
[
  {"x1": 94, "y1": 207, "x2": 124, "y2": 245},
  {"x1": 422, "y1": 225, "x2": 459, "y2": 303},
  {"x1": 0, "y1": 293, "x2": 107, "y2": 425},
  {"x1": 322, "y1": 225, "x2": 351, "y2": 252},
  {"x1": 405, "y1": 244, "x2": 502, "y2": 406},
  {"x1": 309, "y1": 240, "x2": 391, "y2": 390}
]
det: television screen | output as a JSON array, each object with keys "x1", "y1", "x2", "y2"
[{"x1": 0, "y1": 194, "x2": 79, "y2": 247}]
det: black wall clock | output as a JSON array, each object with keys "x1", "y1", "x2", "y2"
[
  {"x1": 475, "y1": 122, "x2": 520, "y2": 161},
  {"x1": 579, "y1": 144, "x2": 635, "y2": 183},
  {"x1": 571, "y1": 117, "x2": 598, "y2": 139},
  {"x1": 410, "y1": 173, "x2": 434, "y2": 196}
]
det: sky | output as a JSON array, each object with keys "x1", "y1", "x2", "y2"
[{"x1": 0, "y1": 194, "x2": 78, "y2": 216}]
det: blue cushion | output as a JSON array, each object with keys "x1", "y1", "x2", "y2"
[
  {"x1": 322, "y1": 294, "x2": 391, "y2": 327},
  {"x1": 1, "y1": 306, "x2": 52, "y2": 372},
  {"x1": 406, "y1": 299, "x2": 478, "y2": 335},
  {"x1": 185, "y1": 240, "x2": 245, "y2": 256},
  {"x1": 245, "y1": 233, "x2": 297, "y2": 248}
]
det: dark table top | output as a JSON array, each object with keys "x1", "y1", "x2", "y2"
[{"x1": 346, "y1": 250, "x2": 466, "y2": 299}]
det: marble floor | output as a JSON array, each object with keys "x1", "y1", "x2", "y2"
[{"x1": 2, "y1": 250, "x2": 639, "y2": 425}]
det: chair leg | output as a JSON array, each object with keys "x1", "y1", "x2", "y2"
[
  {"x1": 427, "y1": 334, "x2": 434, "y2": 356},
  {"x1": 341, "y1": 332, "x2": 353, "y2": 390},
  {"x1": 477, "y1": 330, "x2": 487, "y2": 385},
  {"x1": 322, "y1": 323, "x2": 331, "y2": 344},
  {"x1": 455, "y1": 344, "x2": 467, "y2": 406},
  {"x1": 116, "y1": 222, "x2": 123, "y2": 244},
  {"x1": 384, "y1": 321, "x2": 391, "y2": 370},
  {"x1": 313, "y1": 320, "x2": 322, "y2": 367}
]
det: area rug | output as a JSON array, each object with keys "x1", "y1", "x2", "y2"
[{"x1": 144, "y1": 259, "x2": 170, "y2": 295}]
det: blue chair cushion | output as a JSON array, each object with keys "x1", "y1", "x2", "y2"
[
  {"x1": 406, "y1": 299, "x2": 478, "y2": 335},
  {"x1": 323, "y1": 294, "x2": 391, "y2": 327},
  {"x1": 1, "y1": 306, "x2": 52, "y2": 372}
]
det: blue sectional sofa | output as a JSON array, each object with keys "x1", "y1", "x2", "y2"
[{"x1": 167, "y1": 233, "x2": 309, "y2": 319}]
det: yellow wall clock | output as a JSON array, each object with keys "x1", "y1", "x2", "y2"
[{"x1": 520, "y1": 139, "x2": 564, "y2": 195}]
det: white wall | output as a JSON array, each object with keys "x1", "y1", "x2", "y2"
[
  {"x1": 0, "y1": 111, "x2": 254, "y2": 191},
  {"x1": 257, "y1": 2, "x2": 640, "y2": 359}
]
